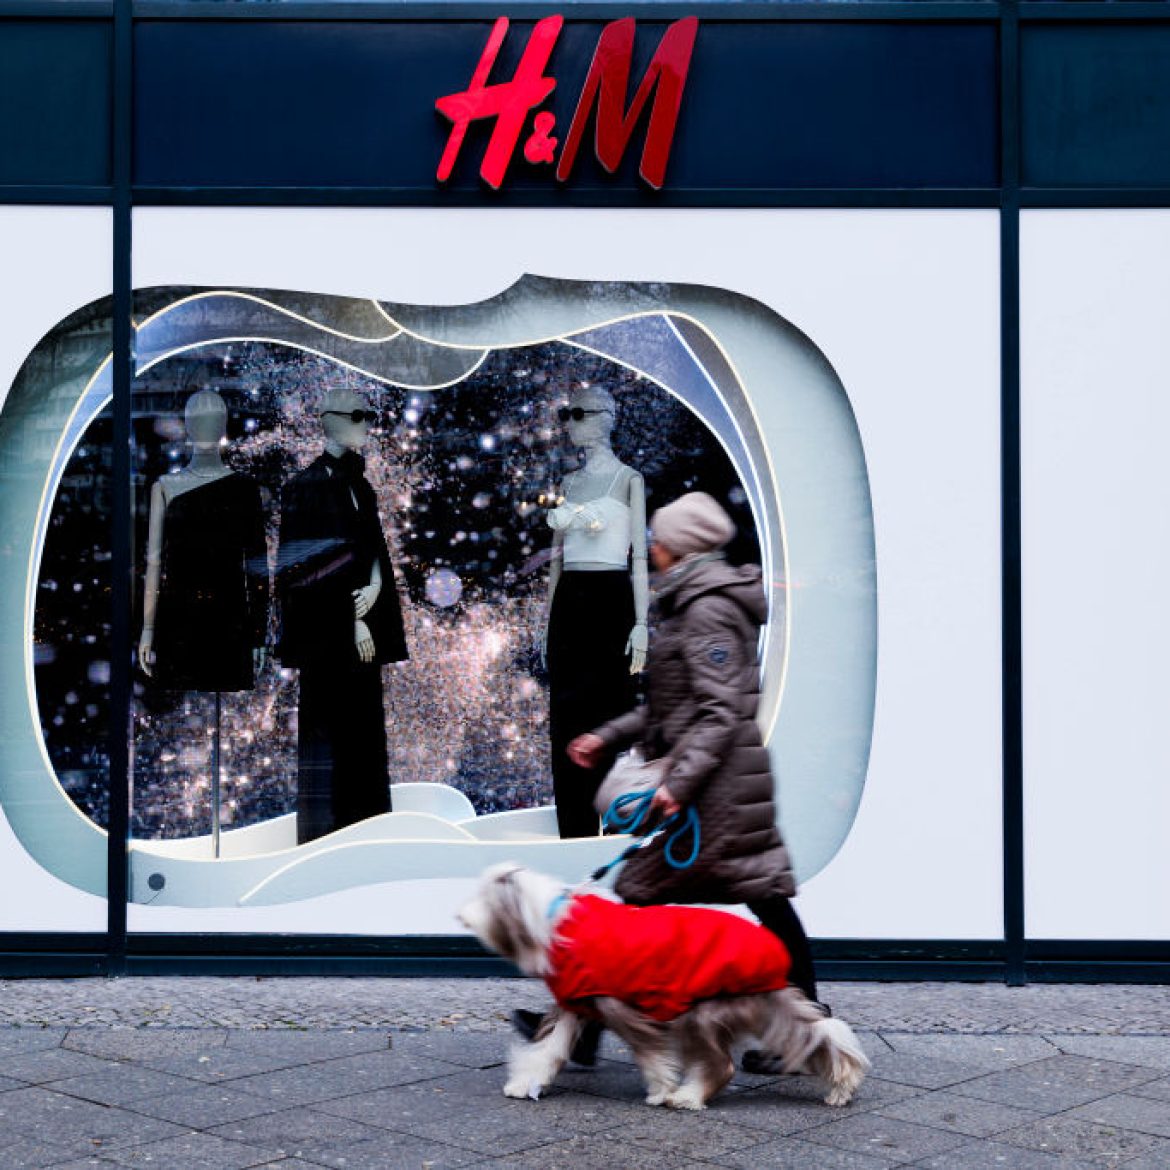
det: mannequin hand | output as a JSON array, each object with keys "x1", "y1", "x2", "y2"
[
  {"x1": 138, "y1": 633, "x2": 154, "y2": 678},
  {"x1": 353, "y1": 582, "x2": 381, "y2": 619},
  {"x1": 355, "y1": 619, "x2": 375, "y2": 664},
  {"x1": 547, "y1": 501, "x2": 606, "y2": 533},
  {"x1": 546, "y1": 503, "x2": 576, "y2": 532},
  {"x1": 578, "y1": 502, "x2": 606, "y2": 533},
  {"x1": 651, "y1": 785, "x2": 681, "y2": 819},
  {"x1": 625, "y1": 622, "x2": 648, "y2": 674},
  {"x1": 567, "y1": 732, "x2": 606, "y2": 770}
]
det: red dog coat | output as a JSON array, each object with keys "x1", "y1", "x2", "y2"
[{"x1": 545, "y1": 894, "x2": 790, "y2": 1022}]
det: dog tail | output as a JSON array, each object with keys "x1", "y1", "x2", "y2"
[
  {"x1": 753, "y1": 989, "x2": 820, "y2": 1071},
  {"x1": 761, "y1": 990, "x2": 870, "y2": 1079},
  {"x1": 815, "y1": 1017, "x2": 870, "y2": 1076}
]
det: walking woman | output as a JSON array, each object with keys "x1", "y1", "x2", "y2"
[{"x1": 568, "y1": 491, "x2": 824, "y2": 1068}]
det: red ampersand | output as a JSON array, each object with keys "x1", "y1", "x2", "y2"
[{"x1": 524, "y1": 111, "x2": 558, "y2": 165}]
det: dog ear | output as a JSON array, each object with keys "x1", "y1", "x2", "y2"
[{"x1": 495, "y1": 868, "x2": 547, "y2": 975}]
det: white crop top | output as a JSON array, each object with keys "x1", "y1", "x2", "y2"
[{"x1": 548, "y1": 467, "x2": 633, "y2": 568}]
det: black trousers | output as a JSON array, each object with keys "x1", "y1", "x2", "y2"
[
  {"x1": 297, "y1": 660, "x2": 390, "y2": 844},
  {"x1": 547, "y1": 571, "x2": 635, "y2": 838},
  {"x1": 747, "y1": 895, "x2": 819, "y2": 1003}
]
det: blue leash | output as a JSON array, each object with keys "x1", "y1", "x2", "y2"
[{"x1": 588, "y1": 790, "x2": 701, "y2": 883}]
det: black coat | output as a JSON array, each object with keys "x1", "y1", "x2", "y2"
[{"x1": 275, "y1": 451, "x2": 408, "y2": 669}]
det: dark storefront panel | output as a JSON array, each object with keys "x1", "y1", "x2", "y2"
[
  {"x1": 1022, "y1": 24, "x2": 1170, "y2": 189},
  {"x1": 133, "y1": 20, "x2": 998, "y2": 192},
  {"x1": 0, "y1": 21, "x2": 112, "y2": 188}
]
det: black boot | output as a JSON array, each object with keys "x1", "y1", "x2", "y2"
[{"x1": 570, "y1": 1019, "x2": 602, "y2": 1067}]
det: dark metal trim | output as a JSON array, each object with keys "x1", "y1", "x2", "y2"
[
  {"x1": 0, "y1": 3, "x2": 111, "y2": 14},
  {"x1": 104, "y1": 0, "x2": 132, "y2": 977},
  {"x1": 125, "y1": 934, "x2": 497, "y2": 956},
  {"x1": 130, "y1": 187, "x2": 1002, "y2": 208},
  {"x1": 1, "y1": 935, "x2": 1166, "y2": 981},
  {"x1": 1025, "y1": 941, "x2": 1170, "y2": 985},
  {"x1": 1020, "y1": 3, "x2": 1170, "y2": 22},
  {"x1": 999, "y1": 3, "x2": 1025, "y2": 989},
  {"x1": 1021, "y1": 188, "x2": 1170, "y2": 208},
  {"x1": 0, "y1": 187, "x2": 113, "y2": 204},
  {"x1": 129, "y1": 3, "x2": 1001, "y2": 23}
]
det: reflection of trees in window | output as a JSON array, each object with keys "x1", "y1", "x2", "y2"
[
  {"x1": 33, "y1": 414, "x2": 114, "y2": 830},
  {"x1": 36, "y1": 331, "x2": 756, "y2": 841}
]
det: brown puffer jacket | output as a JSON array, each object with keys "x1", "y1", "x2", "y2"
[{"x1": 594, "y1": 556, "x2": 795, "y2": 905}]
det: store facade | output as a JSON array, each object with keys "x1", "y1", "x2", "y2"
[{"x1": 1, "y1": 1, "x2": 1166, "y2": 980}]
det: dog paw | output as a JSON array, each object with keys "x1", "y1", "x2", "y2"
[
  {"x1": 665, "y1": 1088, "x2": 707, "y2": 1111},
  {"x1": 503, "y1": 1078, "x2": 543, "y2": 1100},
  {"x1": 644, "y1": 1090, "x2": 668, "y2": 1107},
  {"x1": 823, "y1": 1085, "x2": 854, "y2": 1107}
]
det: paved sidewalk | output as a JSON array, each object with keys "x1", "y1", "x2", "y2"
[{"x1": 0, "y1": 979, "x2": 1167, "y2": 1168}]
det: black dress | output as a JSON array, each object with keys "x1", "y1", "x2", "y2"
[
  {"x1": 276, "y1": 450, "x2": 408, "y2": 843},
  {"x1": 151, "y1": 473, "x2": 270, "y2": 692}
]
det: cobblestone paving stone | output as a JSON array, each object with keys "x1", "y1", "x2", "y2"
[{"x1": 0, "y1": 980, "x2": 1164, "y2": 1168}]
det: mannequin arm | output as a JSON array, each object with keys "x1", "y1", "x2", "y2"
[
  {"x1": 352, "y1": 561, "x2": 382, "y2": 658},
  {"x1": 625, "y1": 473, "x2": 649, "y2": 674},
  {"x1": 353, "y1": 558, "x2": 382, "y2": 619},
  {"x1": 138, "y1": 481, "x2": 166, "y2": 676},
  {"x1": 547, "y1": 500, "x2": 606, "y2": 532}
]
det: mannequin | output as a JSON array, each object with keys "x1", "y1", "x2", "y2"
[
  {"x1": 276, "y1": 387, "x2": 408, "y2": 844},
  {"x1": 139, "y1": 389, "x2": 269, "y2": 690},
  {"x1": 543, "y1": 385, "x2": 648, "y2": 838},
  {"x1": 138, "y1": 388, "x2": 270, "y2": 856}
]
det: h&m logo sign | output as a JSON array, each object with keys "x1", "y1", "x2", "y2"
[{"x1": 435, "y1": 16, "x2": 699, "y2": 190}]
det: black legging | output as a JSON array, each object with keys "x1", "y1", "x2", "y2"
[
  {"x1": 547, "y1": 571, "x2": 636, "y2": 838},
  {"x1": 747, "y1": 895, "x2": 819, "y2": 1003}
]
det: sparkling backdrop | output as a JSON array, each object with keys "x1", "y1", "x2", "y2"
[{"x1": 35, "y1": 334, "x2": 758, "y2": 841}]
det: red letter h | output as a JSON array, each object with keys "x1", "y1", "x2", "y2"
[{"x1": 435, "y1": 16, "x2": 564, "y2": 190}]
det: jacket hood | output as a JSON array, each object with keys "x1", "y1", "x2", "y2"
[{"x1": 661, "y1": 558, "x2": 769, "y2": 624}]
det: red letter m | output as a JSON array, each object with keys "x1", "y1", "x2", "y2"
[{"x1": 556, "y1": 17, "x2": 698, "y2": 189}]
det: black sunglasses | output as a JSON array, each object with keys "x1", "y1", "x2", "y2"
[
  {"x1": 558, "y1": 406, "x2": 613, "y2": 422},
  {"x1": 321, "y1": 409, "x2": 377, "y2": 424}
]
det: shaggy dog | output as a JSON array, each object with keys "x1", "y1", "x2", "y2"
[{"x1": 458, "y1": 862, "x2": 869, "y2": 1110}]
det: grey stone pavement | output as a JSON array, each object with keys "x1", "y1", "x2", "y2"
[{"x1": 0, "y1": 978, "x2": 1167, "y2": 1169}]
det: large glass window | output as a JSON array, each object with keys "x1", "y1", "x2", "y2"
[{"x1": 16, "y1": 271, "x2": 876, "y2": 934}]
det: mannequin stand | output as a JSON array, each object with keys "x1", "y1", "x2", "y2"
[{"x1": 211, "y1": 690, "x2": 222, "y2": 859}]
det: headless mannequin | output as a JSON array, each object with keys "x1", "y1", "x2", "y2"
[
  {"x1": 138, "y1": 389, "x2": 269, "y2": 856},
  {"x1": 140, "y1": 390, "x2": 262, "y2": 678},
  {"x1": 543, "y1": 387, "x2": 649, "y2": 838}
]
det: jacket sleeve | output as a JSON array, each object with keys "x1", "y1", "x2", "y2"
[
  {"x1": 593, "y1": 704, "x2": 648, "y2": 752},
  {"x1": 664, "y1": 596, "x2": 748, "y2": 807}
]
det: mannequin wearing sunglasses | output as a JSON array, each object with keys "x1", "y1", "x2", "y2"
[
  {"x1": 543, "y1": 385, "x2": 649, "y2": 838},
  {"x1": 276, "y1": 387, "x2": 408, "y2": 844},
  {"x1": 139, "y1": 388, "x2": 269, "y2": 692}
]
